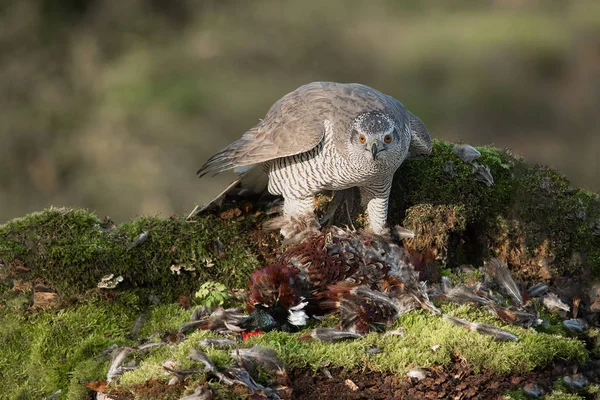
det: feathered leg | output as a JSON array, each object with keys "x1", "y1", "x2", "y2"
[
  {"x1": 275, "y1": 196, "x2": 319, "y2": 240},
  {"x1": 359, "y1": 179, "x2": 392, "y2": 235}
]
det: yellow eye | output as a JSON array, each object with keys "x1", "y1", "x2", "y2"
[
  {"x1": 359, "y1": 134, "x2": 366, "y2": 143},
  {"x1": 384, "y1": 134, "x2": 392, "y2": 143}
]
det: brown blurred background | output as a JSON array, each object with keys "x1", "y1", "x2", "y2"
[{"x1": 0, "y1": 0, "x2": 599, "y2": 224}]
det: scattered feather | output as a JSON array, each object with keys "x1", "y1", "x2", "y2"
[
  {"x1": 199, "y1": 338, "x2": 236, "y2": 349},
  {"x1": 441, "y1": 276, "x2": 453, "y2": 293},
  {"x1": 383, "y1": 327, "x2": 406, "y2": 337},
  {"x1": 483, "y1": 259, "x2": 523, "y2": 305},
  {"x1": 189, "y1": 349, "x2": 236, "y2": 386},
  {"x1": 392, "y1": 225, "x2": 415, "y2": 239},
  {"x1": 320, "y1": 367, "x2": 333, "y2": 379},
  {"x1": 445, "y1": 285, "x2": 493, "y2": 306},
  {"x1": 542, "y1": 294, "x2": 570, "y2": 314},
  {"x1": 299, "y1": 328, "x2": 362, "y2": 343},
  {"x1": 137, "y1": 341, "x2": 166, "y2": 352},
  {"x1": 46, "y1": 389, "x2": 62, "y2": 400},
  {"x1": 179, "y1": 385, "x2": 214, "y2": 400},
  {"x1": 562, "y1": 318, "x2": 589, "y2": 333},
  {"x1": 406, "y1": 368, "x2": 426, "y2": 380},
  {"x1": 178, "y1": 320, "x2": 207, "y2": 334},
  {"x1": 522, "y1": 383, "x2": 544, "y2": 398},
  {"x1": 232, "y1": 345, "x2": 285, "y2": 376},
  {"x1": 453, "y1": 144, "x2": 481, "y2": 163},
  {"x1": 472, "y1": 162, "x2": 494, "y2": 186},
  {"x1": 562, "y1": 373, "x2": 589, "y2": 389},
  {"x1": 94, "y1": 344, "x2": 119, "y2": 360},
  {"x1": 191, "y1": 306, "x2": 211, "y2": 321},
  {"x1": 127, "y1": 231, "x2": 149, "y2": 250},
  {"x1": 107, "y1": 347, "x2": 135, "y2": 382},
  {"x1": 527, "y1": 283, "x2": 549, "y2": 298},
  {"x1": 444, "y1": 315, "x2": 518, "y2": 342},
  {"x1": 344, "y1": 379, "x2": 359, "y2": 391}
]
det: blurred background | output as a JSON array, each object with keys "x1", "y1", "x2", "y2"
[{"x1": 0, "y1": 0, "x2": 599, "y2": 223}]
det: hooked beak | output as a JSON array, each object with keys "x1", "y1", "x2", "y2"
[{"x1": 369, "y1": 140, "x2": 382, "y2": 160}]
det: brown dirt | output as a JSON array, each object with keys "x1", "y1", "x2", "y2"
[
  {"x1": 289, "y1": 366, "x2": 533, "y2": 400},
  {"x1": 101, "y1": 360, "x2": 596, "y2": 400}
]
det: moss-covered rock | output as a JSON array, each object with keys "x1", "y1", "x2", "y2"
[
  {"x1": 0, "y1": 139, "x2": 599, "y2": 399},
  {"x1": 392, "y1": 140, "x2": 600, "y2": 280},
  {"x1": 0, "y1": 207, "x2": 262, "y2": 300}
]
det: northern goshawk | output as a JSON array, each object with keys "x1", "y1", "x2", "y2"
[{"x1": 197, "y1": 81, "x2": 431, "y2": 237}]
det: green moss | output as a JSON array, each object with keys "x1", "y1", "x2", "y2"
[
  {"x1": 0, "y1": 294, "x2": 139, "y2": 399},
  {"x1": 135, "y1": 303, "x2": 191, "y2": 338},
  {"x1": 116, "y1": 304, "x2": 586, "y2": 393},
  {"x1": 0, "y1": 140, "x2": 599, "y2": 398},
  {"x1": 392, "y1": 140, "x2": 516, "y2": 224},
  {"x1": 391, "y1": 140, "x2": 600, "y2": 278},
  {"x1": 589, "y1": 249, "x2": 600, "y2": 276},
  {"x1": 0, "y1": 286, "x2": 588, "y2": 399},
  {"x1": 0, "y1": 207, "x2": 261, "y2": 300}
]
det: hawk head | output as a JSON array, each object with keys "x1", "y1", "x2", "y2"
[{"x1": 348, "y1": 111, "x2": 408, "y2": 165}]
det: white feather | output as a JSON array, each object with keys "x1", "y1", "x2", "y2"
[{"x1": 287, "y1": 301, "x2": 309, "y2": 326}]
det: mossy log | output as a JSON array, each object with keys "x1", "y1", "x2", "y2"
[{"x1": 0, "y1": 140, "x2": 599, "y2": 301}]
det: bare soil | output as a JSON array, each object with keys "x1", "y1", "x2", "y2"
[{"x1": 102, "y1": 359, "x2": 598, "y2": 400}]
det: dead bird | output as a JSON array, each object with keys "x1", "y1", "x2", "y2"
[
  {"x1": 324, "y1": 283, "x2": 417, "y2": 334},
  {"x1": 444, "y1": 315, "x2": 518, "y2": 342},
  {"x1": 237, "y1": 302, "x2": 308, "y2": 333},
  {"x1": 244, "y1": 226, "x2": 438, "y2": 335},
  {"x1": 299, "y1": 327, "x2": 362, "y2": 343},
  {"x1": 244, "y1": 262, "x2": 309, "y2": 332}
]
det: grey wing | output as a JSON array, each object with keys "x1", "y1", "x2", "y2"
[
  {"x1": 197, "y1": 83, "x2": 330, "y2": 177},
  {"x1": 315, "y1": 82, "x2": 432, "y2": 160},
  {"x1": 406, "y1": 111, "x2": 432, "y2": 160}
]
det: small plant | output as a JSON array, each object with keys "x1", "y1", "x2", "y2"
[{"x1": 194, "y1": 281, "x2": 230, "y2": 308}]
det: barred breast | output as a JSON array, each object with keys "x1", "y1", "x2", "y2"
[{"x1": 266, "y1": 122, "x2": 392, "y2": 200}]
